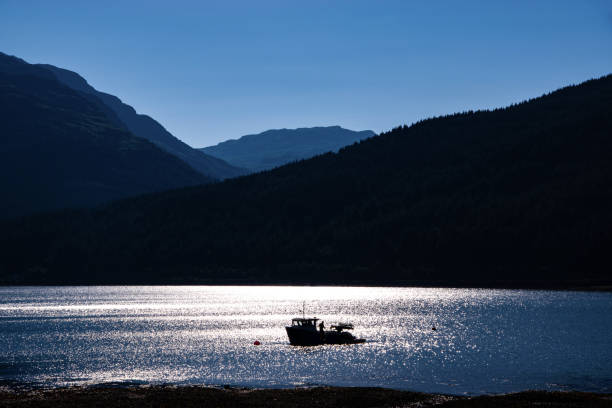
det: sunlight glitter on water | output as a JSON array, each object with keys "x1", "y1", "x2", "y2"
[{"x1": 1, "y1": 286, "x2": 611, "y2": 395}]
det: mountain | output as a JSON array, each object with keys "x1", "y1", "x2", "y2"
[
  {"x1": 38, "y1": 64, "x2": 247, "y2": 180},
  {"x1": 200, "y1": 126, "x2": 375, "y2": 172},
  {"x1": 0, "y1": 52, "x2": 210, "y2": 218},
  {"x1": 1, "y1": 74, "x2": 611, "y2": 287}
]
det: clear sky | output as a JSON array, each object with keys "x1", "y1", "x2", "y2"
[{"x1": 1, "y1": 1, "x2": 611, "y2": 147}]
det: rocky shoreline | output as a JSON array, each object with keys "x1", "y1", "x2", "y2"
[{"x1": 1, "y1": 385, "x2": 611, "y2": 408}]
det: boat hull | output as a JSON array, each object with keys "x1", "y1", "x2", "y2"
[
  {"x1": 285, "y1": 326, "x2": 324, "y2": 346},
  {"x1": 285, "y1": 326, "x2": 365, "y2": 346}
]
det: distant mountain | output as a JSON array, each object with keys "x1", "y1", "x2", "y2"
[
  {"x1": 200, "y1": 126, "x2": 375, "y2": 172},
  {"x1": 38, "y1": 64, "x2": 247, "y2": 180},
  {"x1": 0, "y1": 52, "x2": 210, "y2": 218},
  {"x1": 1, "y1": 74, "x2": 611, "y2": 287}
]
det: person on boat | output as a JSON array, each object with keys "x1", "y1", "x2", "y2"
[{"x1": 319, "y1": 321, "x2": 325, "y2": 333}]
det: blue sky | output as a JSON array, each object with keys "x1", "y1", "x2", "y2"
[{"x1": 1, "y1": 1, "x2": 611, "y2": 147}]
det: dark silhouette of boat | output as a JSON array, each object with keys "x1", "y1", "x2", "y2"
[{"x1": 285, "y1": 317, "x2": 366, "y2": 346}]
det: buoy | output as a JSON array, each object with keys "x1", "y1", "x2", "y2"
[
  {"x1": 254, "y1": 340, "x2": 261, "y2": 345},
  {"x1": 432, "y1": 326, "x2": 436, "y2": 331}
]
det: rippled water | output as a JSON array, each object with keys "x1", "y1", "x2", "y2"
[{"x1": 0, "y1": 286, "x2": 611, "y2": 395}]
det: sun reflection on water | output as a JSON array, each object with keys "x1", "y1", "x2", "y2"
[{"x1": 0, "y1": 286, "x2": 611, "y2": 395}]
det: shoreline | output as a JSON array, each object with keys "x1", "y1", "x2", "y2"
[
  {"x1": 1, "y1": 283, "x2": 611, "y2": 292},
  {"x1": 1, "y1": 385, "x2": 611, "y2": 408}
]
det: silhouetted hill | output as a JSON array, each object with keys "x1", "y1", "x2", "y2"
[
  {"x1": 1, "y1": 74, "x2": 611, "y2": 287},
  {"x1": 38, "y1": 64, "x2": 247, "y2": 180},
  {"x1": 201, "y1": 126, "x2": 375, "y2": 172},
  {"x1": 0, "y1": 52, "x2": 210, "y2": 218}
]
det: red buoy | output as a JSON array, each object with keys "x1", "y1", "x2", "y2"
[{"x1": 254, "y1": 340, "x2": 261, "y2": 346}]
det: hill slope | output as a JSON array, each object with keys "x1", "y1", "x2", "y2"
[
  {"x1": 38, "y1": 64, "x2": 247, "y2": 180},
  {"x1": 1, "y1": 74, "x2": 611, "y2": 286},
  {"x1": 0, "y1": 52, "x2": 210, "y2": 219},
  {"x1": 201, "y1": 126, "x2": 375, "y2": 172}
]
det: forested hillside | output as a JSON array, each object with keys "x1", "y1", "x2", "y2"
[{"x1": 1, "y1": 75, "x2": 611, "y2": 287}]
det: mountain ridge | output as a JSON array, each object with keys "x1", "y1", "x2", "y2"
[
  {"x1": 0, "y1": 51, "x2": 211, "y2": 218},
  {"x1": 201, "y1": 126, "x2": 375, "y2": 172},
  {"x1": 38, "y1": 63, "x2": 247, "y2": 180}
]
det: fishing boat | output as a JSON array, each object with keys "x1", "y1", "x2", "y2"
[{"x1": 285, "y1": 317, "x2": 366, "y2": 346}]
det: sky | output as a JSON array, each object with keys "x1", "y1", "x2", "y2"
[{"x1": 1, "y1": 1, "x2": 611, "y2": 147}]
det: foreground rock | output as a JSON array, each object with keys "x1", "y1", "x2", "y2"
[{"x1": 0, "y1": 386, "x2": 611, "y2": 408}]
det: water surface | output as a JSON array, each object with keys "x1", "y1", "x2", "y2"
[{"x1": 1, "y1": 286, "x2": 611, "y2": 395}]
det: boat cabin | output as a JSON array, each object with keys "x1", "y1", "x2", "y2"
[{"x1": 291, "y1": 318, "x2": 319, "y2": 327}]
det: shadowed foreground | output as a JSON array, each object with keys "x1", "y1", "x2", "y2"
[{"x1": 1, "y1": 386, "x2": 611, "y2": 408}]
